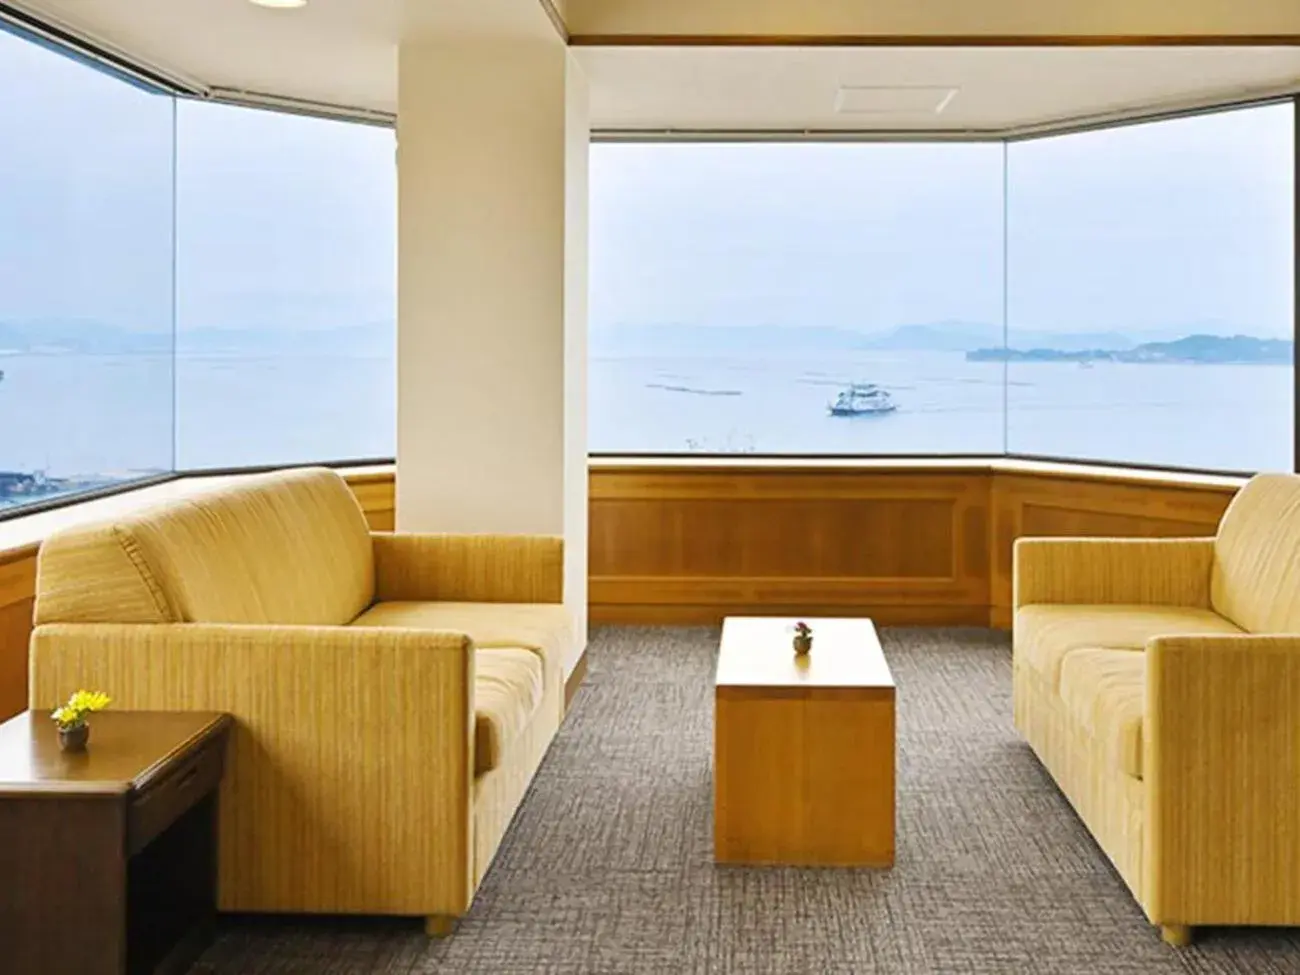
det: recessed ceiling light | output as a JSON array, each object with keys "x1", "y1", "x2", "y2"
[{"x1": 249, "y1": 0, "x2": 308, "y2": 8}]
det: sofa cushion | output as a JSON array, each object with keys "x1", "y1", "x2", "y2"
[
  {"x1": 35, "y1": 522, "x2": 177, "y2": 625},
  {"x1": 35, "y1": 468, "x2": 375, "y2": 627},
  {"x1": 1016, "y1": 604, "x2": 1242, "y2": 691},
  {"x1": 474, "y1": 648, "x2": 545, "y2": 775},
  {"x1": 350, "y1": 601, "x2": 571, "y2": 674},
  {"x1": 1058, "y1": 648, "x2": 1146, "y2": 780},
  {"x1": 1212, "y1": 473, "x2": 1300, "y2": 635}
]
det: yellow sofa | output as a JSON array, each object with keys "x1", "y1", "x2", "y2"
[
  {"x1": 28, "y1": 467, "x2": 574, "y2": 934},
  {"x1": 1013, "y1": 473, "x2": 1300, "y2": 946}
]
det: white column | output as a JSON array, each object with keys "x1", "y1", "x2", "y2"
[{"x1": 397, "y1": 7, "x2": 589, "y2": 669}]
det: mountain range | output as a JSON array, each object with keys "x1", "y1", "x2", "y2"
[
  {"x1": 967, "y1": 334, "x2": 1293, "y2": 365},
  {"x1": 588, "y1": 321, "x2": 1279, "y2": 357},
  {"x1": 0, "y1": 318, "x2": 1287, "y2": 360},
  {"x1": 0, "y1": 320, "x2": 393, "y2": 356}
]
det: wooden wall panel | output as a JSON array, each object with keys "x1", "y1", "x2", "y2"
[
  {"x1": 0, "y1": 556, "x2": 36, "y2": 723},
  {"x1": 594, "y1": 464, "x2": 1243, "y2": 628},
  {"x1": 347, "y1": 474, "x2": 397, "y2": 532},
  {"x1": 0, "y1": 472, "x2": 397, "y2": 723},
  {"x1": 591, "y1": 498, "x2": 956, "y2": 578},
  {"x1": 590, "y1": 468, "x2": 991, "y2": 625}
]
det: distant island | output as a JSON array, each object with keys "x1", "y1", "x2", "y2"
[
  {"x1": 0, "y1": 319, "x2": 393, "y2": 357},
  {"x1": 966, "y1": 334, "x2": 1293, "y2": 365},
  {"x1": 589, "y1": 321, "x2": 1291, "y2": 359},
  {"x1": 0, "y1": 317, "x2": 1289, "y2": 365}
]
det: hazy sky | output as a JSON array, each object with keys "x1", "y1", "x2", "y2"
[
  {"x1": 1, "y1": 24, "x2": 1293, "y2": 341},
  {"x1": 592, "y1": 104, "x2": 1294, "y2": 337},
  {"x1": 0, "y1": 25, "x2": 396, "y2": 335}
]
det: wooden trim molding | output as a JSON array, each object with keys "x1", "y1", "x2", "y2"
[
  {"x1": 564, "y1": 648, "x2": 588, "y2": 712},
  {"x1": 567, "y1": 34, "x2": 1300, "y2": 47}
]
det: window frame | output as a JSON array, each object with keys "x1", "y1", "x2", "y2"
[{"x1": 588, "y1": 95, "x2": 1300, "y2": 477}]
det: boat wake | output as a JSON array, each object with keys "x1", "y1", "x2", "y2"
[{"x1": 646, "y1": 383, "x2": 743, "y2": 397}]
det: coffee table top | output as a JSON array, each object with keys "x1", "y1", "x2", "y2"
[
  {"x1": 716, "y1": 617, "x2": 894, "y2": 694},
  {"x1": 0, "y1": 711, "x2": 231, "y2": 798}
]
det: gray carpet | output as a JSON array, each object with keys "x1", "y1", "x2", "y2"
[{"x1": 190, "y1": 626, "x2": 1300, "y2": 974}]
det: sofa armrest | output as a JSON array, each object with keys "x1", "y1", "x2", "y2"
[
  {"x1": 1013, "y1": 537, "x2": 1214, "y2": 609},
  {"x1": 29, "y1": 622, "x2": 475, "y2": 917},
  {"x1": 373, "y1": 532, "x2": 563, "y2": 604},
  {"x1": 1145, "y1": 633, "x2": 1300, "y2": 925}
]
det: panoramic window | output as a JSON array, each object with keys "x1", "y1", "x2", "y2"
[
  {"x1": 1005, "y1": 102, "x2": 1295, "y2": 473},
  {"x1": 588, "y1": 142, "x2": 1008, "y2": 455},
  {"x1": 0, "y1": 26, "x2": 175, "y2": 512},
  {"x1": 175, "y1": 102, "x2": 397, "y2": 469}
]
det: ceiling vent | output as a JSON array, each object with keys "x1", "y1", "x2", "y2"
[{"x1": 833, "y1": 85, "x2": 959, "y2": 115}]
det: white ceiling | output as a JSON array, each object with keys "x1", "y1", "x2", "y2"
[
  {"x1": 579, "y1": 47, "x2": 1300, "y2": 133},
  {"x1": 8, "y1": 1, "x2": 1300, "y2": 131},
  {"x1": 10, "y1": 0, "x2": 403, "y2": 109}
]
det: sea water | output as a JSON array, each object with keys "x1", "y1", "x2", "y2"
[
  {"x1": 591, "y1": 349, "x2": 1292, "y2": 471},
  {"x1": 0, "y1": 349, "x2": 1291, "y2": 495}
]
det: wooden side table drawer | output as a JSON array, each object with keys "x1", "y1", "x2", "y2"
[{"x1": 128, "y1": 734, "x2": 226, "y2": 857}]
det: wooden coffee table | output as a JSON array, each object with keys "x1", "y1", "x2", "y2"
[{"x1": 714, "y1": 617, "x2": 895, "y2": 867}]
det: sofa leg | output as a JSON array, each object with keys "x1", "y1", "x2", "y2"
[
  {"x1": 424, "y1": 915, "x2": 458, "y2": 938},
  {"x1": 1160, "y1": 924, "x2": 1192, "y2": 947}
]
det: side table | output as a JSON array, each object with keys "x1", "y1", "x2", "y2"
[{"x1": 0, "y1": 710, "x2": 233, "y2": 975}]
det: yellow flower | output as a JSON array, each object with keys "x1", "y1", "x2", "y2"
[{"x1": 51, "y1": 689, "x2": 111, "y2": 729}]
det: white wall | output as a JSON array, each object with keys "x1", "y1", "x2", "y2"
[{"x1": 397, "y1": 4, "x2": 589, "y2": 672}]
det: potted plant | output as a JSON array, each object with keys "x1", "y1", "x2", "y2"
[
  {"x1": 51, "y1": 690, "x2": 111, "y2": 752},
  {"x1": 792, "y1": 621, "x2": 813, "y2": 655}
]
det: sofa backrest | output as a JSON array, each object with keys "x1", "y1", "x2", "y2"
[
  {"x1": 34, "y1": 467, "x2": 375, "y2": 627},
  {"x1": 1212, "y1": 473, "x2": 1300, "y2": 634}
]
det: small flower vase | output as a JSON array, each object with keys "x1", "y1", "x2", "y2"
[
  {"x1": 793, "y1": 633, "x2": 813, "y2": 656},
  {"x1": 58, "y1": 723, "x2": 90, "y2": 753}
]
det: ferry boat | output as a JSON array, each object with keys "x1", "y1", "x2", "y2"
[{"x1": 828, "y1": 382, "x2": 897, "y2": 417}]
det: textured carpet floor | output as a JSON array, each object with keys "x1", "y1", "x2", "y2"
[{"x1": 190, "y1": 626, "x2": 1300, "y2": 974}]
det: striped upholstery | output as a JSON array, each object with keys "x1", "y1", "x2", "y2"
[
  {"x1": 35, "y1": 468, "x2": 375, "y2": 627},
  {"x1": 1013, "y1": 473, "x2": 1300, "y2": 939},
  {"x1": 1212, "y1": 474, "x2": 1300, "y2": 634},
  {"x1": 1016, "y1": 604, "x2": 1241, "y2": 689},
  {"x1": 354, "y1": 596, "x2": 565, "y2": 777},
  {"x1": 31, "y1": 622, "x2": 475, "y2": 916},
  {"x1": 1014, "y1": 537, "x2": 1215, "y2": 609},
  {"x1": 34, "y1": 522, "x2": 176, "y2": 625},
  {"x1": 1057, "y1": 648, "x2": 1146, "y2": 780},
  {"x1": 28, "y1": 466, "x2": 574, "y2": 923},
  {"x1": 473, "y1": 649, "x2": 546, "y2": 775},
  {"x1": 372, "y1": 533, "x2": 563, "y2": 604}
]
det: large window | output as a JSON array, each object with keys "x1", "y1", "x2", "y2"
[
  {"x1": 0, "y1": 26, "x2": 175, "y2": 511},
  {"x1": 1, "y1": 18, "x2": 1295, "y2": 518},
  {"x1": 1006, "y1": 103, "x2": 1294, "y2": 472},
  {"x1": 0, "y1": 23, "x2": 396, "y2": 516},
  {"x1": 176, "y1": 103, "x2": 396, "y2": 469},
  {"x1": 590, "y1": 142, "x2": 1007, "y2": 455},
  {"x1": 591, "y1": 103, "x2": 1296, "y2": 473}
]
